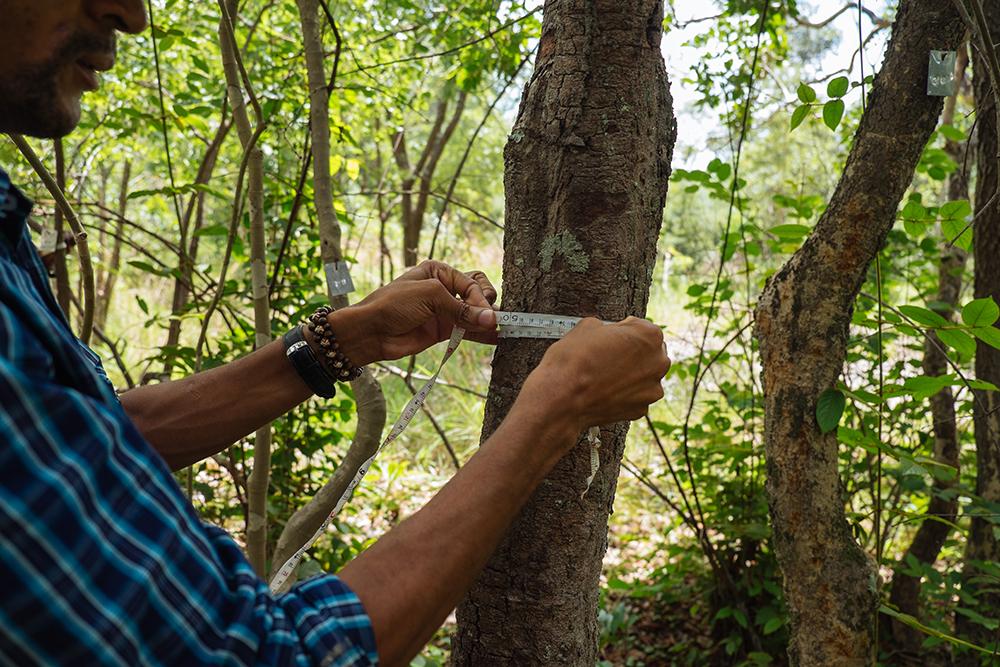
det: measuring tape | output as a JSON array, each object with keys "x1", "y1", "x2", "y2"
[{"x1": 269, "y1": 312, "x2": 602, "y2": 593}]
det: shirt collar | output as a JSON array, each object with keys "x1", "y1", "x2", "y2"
[{"x1": 0, "y1": 167, "x2": 33, "y2": 247}]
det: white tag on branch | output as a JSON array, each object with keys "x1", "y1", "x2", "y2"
[
  {"x1": 324, "y1": 261, "x2": 356, "y2": 297},
  {"x1": 39, "y1": 227, "x2": 58, "y2": 255},
  {"x1": 928, "y1": 50, "x2": 957, "y2": 97}
]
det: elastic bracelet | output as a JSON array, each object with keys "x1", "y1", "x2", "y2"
[
  {"x1": 307, "y1": 306, "x2": 365, "y2": 382},
  {"x1": 283, "y1": 325, "x2": 337, "y2": 399}
]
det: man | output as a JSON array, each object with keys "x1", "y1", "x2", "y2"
[{"x1": 0, "y1": 2, "x2": 671, "y2": 665}]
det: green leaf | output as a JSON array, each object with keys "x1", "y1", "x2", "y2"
[
  {"x1": 939, "y1": 124, "x2": 966, "y2": 142},
  {"x1": 790, "y1": 105, "x2": 810, "y2": 131},
  {"x1": 902, "y1": 375, "x2": 953, "y2": 399},
  {"x1": 687, "y1": 284, "x2": 707, "y2": 297},
  {"x1": 823, "y1": 100, "x2": 845, "y2": 130},
  {"x1": 194, "y1": 224, "x2": 229, "y2": 237},
  {"x1": 962, "y1": 298, "x2": 1000, "y2": 327},
  {"x1": 971, "y1": 326, "x2": 1000, "y2": 351},
  {"x1": 762, "y1": 617, "x2": 784, "y2": 635},
  {"x1": 768, "y1": 224, "x2": 811, "y2": 240},
  {"x1": 955, "y1": 607, "x2": 1000, "y2": 631},
  {"x1": 827, "y1": 76, "x2": 850, "y2": 98},
  {"x1": 880, "y1": 605, "x2": 995, "y2": 655},
  {"x1": 936, "y1": 328, "x2": 976, "y2": 357},
  {"x1": 942, "y1": 218, "x2": 973, "y2": 251},
  {"x1": 940, "y1": 199, "x2": 971, "y2": 220},
  {"x1": 898, "y1": 305, "x2": 949, "y2": 328},
  {"x1": 797, "y1": 82, "x2": 817, "y2": 103},
  {"x1": 816, "y1": 389, "x2": 846, "y2": 434},
  {"x1": 345, "y1": 158, "x2": 361, "y2": 181},
  {"x1": 901, "y1": 199, "x2": 927, "y2": 221}
]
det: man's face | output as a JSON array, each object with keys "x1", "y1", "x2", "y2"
[{"x1": 0, "y1": 1, "x2": 147, "y2": 138}]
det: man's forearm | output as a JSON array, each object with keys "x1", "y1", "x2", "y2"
[
  {"x1": 120, "y1": 340, "x2": 313, "y2": 470},
  {"x1": 120, "y1": 309, "x2": 378, "y2": 470},
  {"x1": 338, "y1": 372, "x2": 581, "y2": 667}
]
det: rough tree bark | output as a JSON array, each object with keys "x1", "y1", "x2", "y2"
[
  {"x1": 270, "y1": 0, "x2": 388, "y2": 588},
  {"x1": 452, "y1": 1, "x2": 675, "y2": 663},
  {"x1": 888, "y1": 42, "x2": 969, "y2": 660},
  {"x1": 753, "y1": 1, "x2": 963, "y2": 664},
  {"x1": 957, "y1": 2, "x2": 1000, "y2": 656}
]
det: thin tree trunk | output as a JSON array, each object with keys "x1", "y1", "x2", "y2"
[
  {"x1": 753, "y1": 1, "x2": 963, "y2": 664},
  {"x1": 270, "y1": 0, "x2": 387, "y2": 588},
  {"x1": 161, "y1": 114, "x2": 232, "y2": 378},
  {"x1": 95, "y1": 161, "x2": 130, "y2": 332},
  {"x1": 52, "y1": 139, "x2": 72, "y2": 315},
  {"x1": 957, "y1": 2, "x2": 1000, "y2": 655},
  {"x1": 220, "y1": 0, "x2": 271, "y2": 577},
  {"x1": 452, "y1": 1, "x2": 675, "y2": 663},
  {"x1": 888, "y1": 42, "x2": 969, "y2": 660},
  {"x1": 393, "y1": 89, "x2": 467, "y2": 267}
]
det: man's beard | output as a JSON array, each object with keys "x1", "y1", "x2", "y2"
[{"x1": 0, "y1": 30, "x2": 116, "y2": 139}]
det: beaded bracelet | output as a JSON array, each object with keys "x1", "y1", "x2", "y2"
[{"x1": 306, "y1": 306, "x2": 364, "y2": 382}]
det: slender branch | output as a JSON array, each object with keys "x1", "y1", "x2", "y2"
[
  {"x1": 428, "y1": 54, "x2": 530, "y2": 259},
  {"x1": 8, "y1": 134, "x2": 96, "y2": 345},
  {"x1": 341, "y1": 10, "x2": 538, "y2": 75}
]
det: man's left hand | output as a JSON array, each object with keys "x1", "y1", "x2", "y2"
[{"x1": 325, "y1": 260, "x2": 499, "y2": 366}]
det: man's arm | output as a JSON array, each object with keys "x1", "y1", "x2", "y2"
[
  {"x1": 122, "y1": 261, "x2": 500, "y2": 470},
  {"x1": 339, "y1": 317, "x2": 670, "y2": 666},
  {"x1": 0, "y1": 311, "x2": 379, "y2": 666}
]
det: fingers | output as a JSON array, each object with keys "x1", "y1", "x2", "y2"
[
  {"x1": 465, "y1": 270, "x2": 498, "y2": 307},
  {"x1": 424, "y1": 280, "x2": 497, "y2": 331},
  {"x1": 404, "y1": 261, "x2": 498, "y2": 311}
]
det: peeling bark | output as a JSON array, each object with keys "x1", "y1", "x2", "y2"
[
  {"x1": 452, "y1": 1, "x2": 675, "y2": 663},
  {"x1": 753, "y1": 1, "x2": 963, "y2": 664}
]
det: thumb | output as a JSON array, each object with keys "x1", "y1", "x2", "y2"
[{"x1": 453, "y1": 299, "x2": 497, "y2": 331}]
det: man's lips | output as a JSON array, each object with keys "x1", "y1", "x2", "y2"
[
  {"x1": 73, "y1": 53, "x2": 114, "y2": 91},
  {"x1": 73, "y1": 61, "x2": 100, "y2": 91}
]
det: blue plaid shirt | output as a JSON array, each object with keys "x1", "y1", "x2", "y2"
[{"x1": 0, "y1": 169, "x2": 377, "y2": 666}]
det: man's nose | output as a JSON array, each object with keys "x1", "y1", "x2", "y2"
[{"x1": 84, "y1": 0, "x2": 149, "y2": 34}]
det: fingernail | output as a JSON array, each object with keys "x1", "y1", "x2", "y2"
[{"x1": 478, "y1": 309, "x2": 496, "y2": 327}]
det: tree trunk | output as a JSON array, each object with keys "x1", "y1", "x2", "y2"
[
  {"x1": 161, "y1": 115, "x2": 231, "y2": 378},
  {"x1": 392, "y1": 90, "x2": 467, "y2": 267},
  {"x1": 888, "y1": 42, "x2": 969, "y2": 660},
  {"x1": 219, "y1": 0, "x2": 271, "y2": 576},
  {"x1": 52, "y1": 139, "x2": 72, "y2": 315},
  {"x1": 452, "y1": 1, "x2": 675, "y2": 663},
  {"x1": 754, "y1": 1, "x2": 963, "y2": 664},
  {"x1": 270, "y1": 0, "x2": 388, "y2": 590},
  {"x1": 95, "y1": 161, "x2": 130, "y2": 332},
  {"x1": 957, "y1": 3, "x2": 1000, "y2": 655}
]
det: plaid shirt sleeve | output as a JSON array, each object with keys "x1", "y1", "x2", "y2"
[{"x1": 0, "y1": 178, "x2": 378, "y2": 666}]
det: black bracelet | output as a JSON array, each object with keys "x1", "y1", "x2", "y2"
[{"x1": 283, "y1": 325, "x2": 337, "y2": 398}]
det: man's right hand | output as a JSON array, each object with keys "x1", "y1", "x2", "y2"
[{"x1": 523, "y1": 316, "x2": 670, "y2": 434}]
